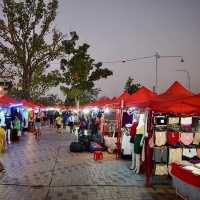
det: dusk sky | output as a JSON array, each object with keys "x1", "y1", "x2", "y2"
[{"x1": 53, "y1": 0, "x2": 200, "y2": 98}]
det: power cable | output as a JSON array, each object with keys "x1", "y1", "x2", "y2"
[
  {"x1": 102, "y1": 55, "x2": 154, "y2": 64},
  {"x1": 48, "y1": 54, "x2": 155, "y2": 66}
]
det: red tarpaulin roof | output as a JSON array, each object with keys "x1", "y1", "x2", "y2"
[
  {"x1": 151, "y1": 101, "x2": 200, "y2": 113},
  {"x1": 21, "y1": 99, "x2": 38, "y2": 108},
  {"x1": 140, "y1": 81, "x2": 194, "y2": 108},
  {"x1": 124, "y1": 86, "x2": 157, "y2": 107},
  {"x1": 86, "y1": 97, "x2": 111, "y2": 107},
  {"x1": 0, "y1": 95, "x2": 18, "y2": 106},
  {"x1": 182, "y1": 94, "x2": 200, "y2": 107},
  {"x1": 111, "y1": 91, "x2": 131, "y2": 108},
  {"x1": 152, "y1": 81, "x2": 193, "y2": 102},
  {"x1": 147, "y1": 81, "x2": 199, "y2": 113}
]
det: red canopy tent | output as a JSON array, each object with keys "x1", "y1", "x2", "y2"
[
  {"x1": 141, "y1": 81, "x2": 194, "y2": 110},
  {"x1": 86, "y1": 97, "x2": 111, "y2": 107},
  {"x1": 110, "y1": 91, "x2": 131, "y2": 108},
  {"x1": 124, "y1": 86, "x2": 157, "y2": 108},
  {"x1": 0, "y1": 95, "x2": 18, "y2": 106},
  {"x1": 21, "y1": 99, "x2": 39, "y2": 109},
  {"x1": 152, "y1": 101, "x2": 200, "y2": 114},
  {"x1": 148, "y1": 93, "x2": 200, "y2": 114},
  {"x1": 181, "y1": 94, "x2": 200, "y2": 107},
  {"x1": 95, "y1": 97, "x2": 111, "y2": 107}
]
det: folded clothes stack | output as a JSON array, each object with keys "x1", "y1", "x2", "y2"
[{"x1": 183, "y1": 164, "x2": 200, "y2": 176}]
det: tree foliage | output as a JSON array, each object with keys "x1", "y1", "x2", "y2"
[
  {"x1": 124, "y1": 77, "x2": 141, "y2": 94},
  {"x1": 36, "y1": 94, "x2": 62, "y2": 106},
  {"x1": 0, "y1": 0, "x2": 63, "y2": 98},
  {"x1": 30, "y1": 68, "x2": 61, "y2": 99},
  {"x1": 60, "y1": 32, "x2": 113, "y2": 105}
]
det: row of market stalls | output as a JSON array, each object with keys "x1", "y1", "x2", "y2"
[
  {"x1": 79, "y1": 81, "x2": 200, "y2": 198},
  {"x1": 1, "y1": 81, "x2": 199, "y2": 198},
  {"x1": 0, "y1": 96, "x2": 47, "y2": 142}
]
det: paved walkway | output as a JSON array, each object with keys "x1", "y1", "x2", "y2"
[{"x1": 0, "y1": 128, "x2": 181, "y2": 200}]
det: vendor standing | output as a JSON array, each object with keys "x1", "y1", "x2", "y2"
[{"x1": 55, "y1": 115, "x2": 63, "y2": 133}]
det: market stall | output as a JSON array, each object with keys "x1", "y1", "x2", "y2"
[{"x1": 141, "y1": 82, "x2": 200, "y2": 199}]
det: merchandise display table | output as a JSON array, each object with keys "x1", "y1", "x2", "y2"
[{"x1": 170, "y1": 163, "x2": 200, "y2": 200}]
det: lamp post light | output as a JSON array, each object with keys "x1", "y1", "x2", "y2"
[
  {"x1": 176, "y1": 69, "x2": 191, "y2": 90},
  {"x1": 153, "y1": 52, "x2": 184, "y2": 92},
  {"x1": 103, "y1": 52, "x2": 184, "y2": 92}
]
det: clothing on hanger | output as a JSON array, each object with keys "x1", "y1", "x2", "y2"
[
  {"x1": 182, "y1": 148, "x2": 197, "y2": 159},
  {"x1": 155, "y1": 131, "x2": 167, "y2": 146},
  {"x1": 168, "y1": 148, "x2": 182, "y2": 164},
  {"x1": 180, "y1": 132, "x2": 193, "y2": 145},
  {"x1": 167, "y1": 131, "x2": 180, "y2": 145},
  {"x1": 193, "y1": 132, "x2": 200, "y2": 145},
  {"x1": 155, "y1": 164, "x2": 168, "y2": 175},
  {"x1": 153, "y1": 146, "x2": 168, "y2": 163}
]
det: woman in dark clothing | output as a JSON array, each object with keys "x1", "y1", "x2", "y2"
[{"x1": 49, "y1": 115, "x2": 54, "y2": 128}]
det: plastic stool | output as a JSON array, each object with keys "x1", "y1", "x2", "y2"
[{"x1": 93, "y1": 151, "x2": 103, "y2": 160}]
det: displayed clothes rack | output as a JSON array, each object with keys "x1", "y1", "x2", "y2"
[{"x1": 152, "y1": 113, "x2": 200, "y2": 176}]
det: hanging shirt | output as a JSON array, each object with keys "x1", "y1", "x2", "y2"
[
  {"x1": 155, "y1": 131, "x2": 167, "y2": 146},
  {"x1": 122, "y1": 112, "x2": 133, "y2": 127},
  {"x1": 130, "y1": 122, "x2": 138, "y2": 143},
  {"x1": 167, "y1": 131, "x2": 180, "y2": 145},
  {"x1": 182, "y1": 148, "x2": 197, "y2": 159},
  {"x1": 136, "y1": 113, "x2": 145, "y2": 135},
  {"x1": 181, "y1": 117, "x2": 192, "y2": 125},
  {"x1": 193, "y1": 132, "x2": 200, "y2": 145},
  {"x1": 180, "y1": 132, "x2": 193, "y2": 145}
]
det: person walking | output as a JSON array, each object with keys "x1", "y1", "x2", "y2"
[
  {"x1": 13, "y1": 116, "x2": 21, "y2": 139},
  {"x1": 49, "y1": 114, "x2": 54, "y2": 128},
  {"x1": 0, "y1": 119, "x2": 6, "y2": 153},
  {"x1": 34, "y1": 113, "x2": 42, "y2": 141},
  {"x1": 55, "y1": 115, "x2": 62, "y2": 133},
  {"x1": 68, "y1": 113, "x2": 75, "y2": 134},
  {"x1": 62, "y1": 112, "x2": 68, "y2": 130},
  {"x1": 5, "y1": 114, "x2": 12, "y2": 144}
]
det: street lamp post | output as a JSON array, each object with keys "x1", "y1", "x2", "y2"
[
  {"x1": 154, "y1": 52, "x2": 160, "y2": 92},
  {"x1": 153, "y1": 52, "x2": 184, "y2": 92},
  {"x1": 176, "y1": 69, "x2": 191, "y2": 90},
  {"x1": 103, "y1": 52, "x2": 184, "y2": 92}
]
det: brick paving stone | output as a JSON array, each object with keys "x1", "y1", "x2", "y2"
[{"x1": 0, "y1": 127, "x2": 182, "y2": 200}]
